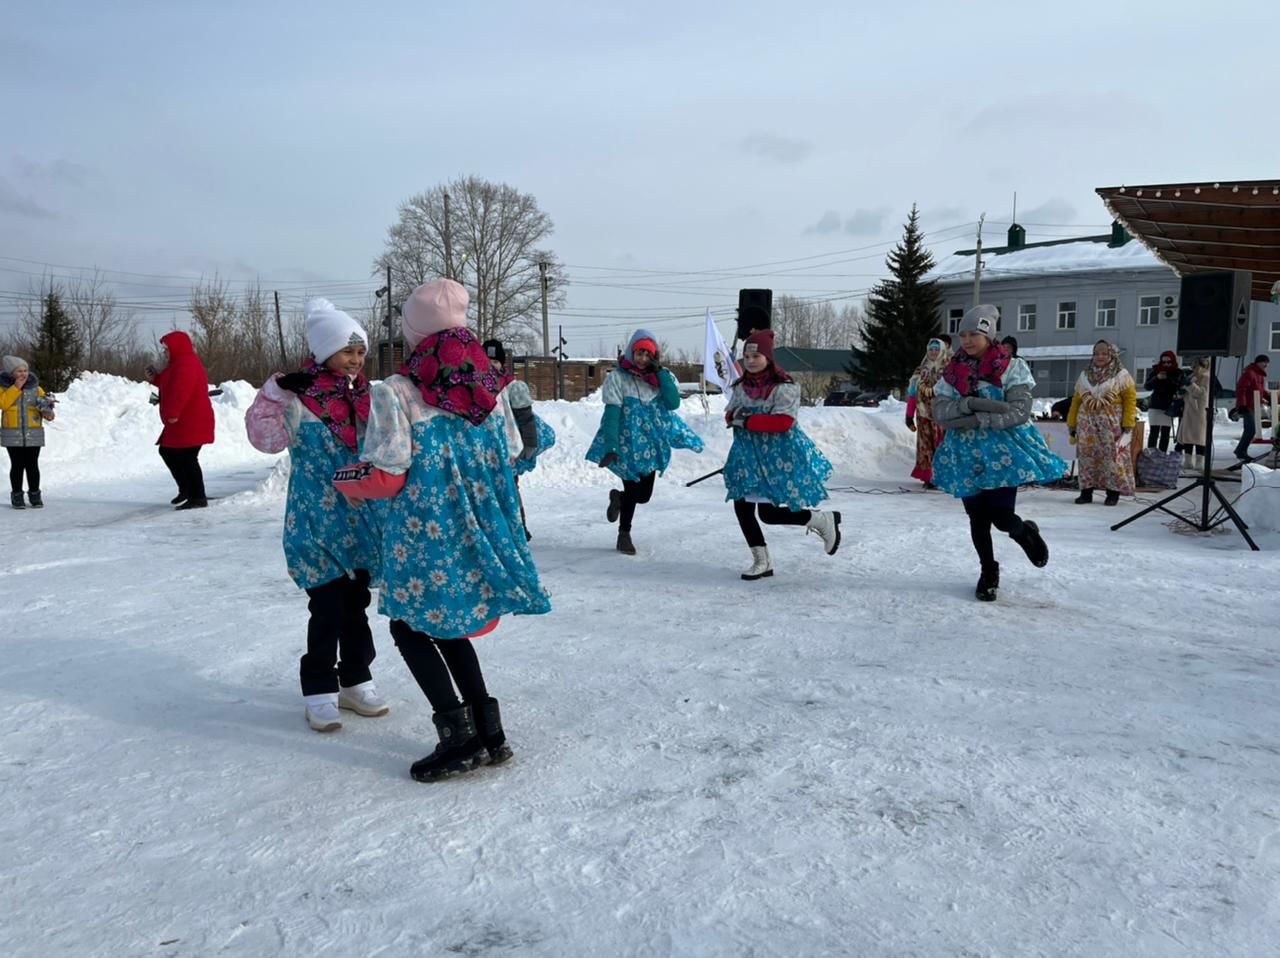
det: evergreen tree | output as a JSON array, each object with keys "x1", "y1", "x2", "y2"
[
  {"x1": 847, "y1": 205, "x2": 944, "y2": 392},
  {"x1": 31, "y1": 288, "x2": 82, "y2": 392}
]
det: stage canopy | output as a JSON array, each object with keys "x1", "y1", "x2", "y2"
[{"x1": 1096, "y1": 180, "x2": 1280, "y2": 303}]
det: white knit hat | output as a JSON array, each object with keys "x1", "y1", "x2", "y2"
[
  {"x1": 2, "y1": 355, "x2": 29, "y2": 375},
  {"x1": 305, "y1": 298, "x2": 367, "y2": 362}
]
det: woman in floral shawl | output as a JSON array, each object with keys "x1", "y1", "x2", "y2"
[
  {"x1": 905, "y1": 336, "x2": 949, "y2": 487},
  {"x1": 1067, "y1": 339, "x2": 1137, "y2": 505},
  {"x1": 334, "y1": 278, "x2": 550, "y2": 783}
]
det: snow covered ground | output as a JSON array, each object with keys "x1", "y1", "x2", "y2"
[{"x1": 3, "y1": 374, "x2": 1279, "y2": 957}]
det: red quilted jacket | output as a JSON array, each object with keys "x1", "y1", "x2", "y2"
[{"x1": 152, "y1": 331, "x2": 215, "y2": 447}]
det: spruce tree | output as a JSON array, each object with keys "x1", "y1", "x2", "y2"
[
  {"x1": 847, "y1": 205, "x2": 944, "y2": 393},
  {"x1": 31, "y1": 288, "x2": 82, "y2": 392}
]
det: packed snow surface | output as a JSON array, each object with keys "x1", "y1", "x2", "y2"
[{"x1": 3, "y1": 374, "x2": 1278, "y2": 956}]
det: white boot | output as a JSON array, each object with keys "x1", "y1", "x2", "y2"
[
  {"x1": 338, "y1": 680, "x2": 389, "y2": 717},
  {"x1": 741, "y1": 545, "x2": 773, "y2": 581},
  {"x1": 805, "y1": 510, "x2": 843, "y2": 555},
  {"x1": 304, "y1": 692, "x2": 342, "y2": 732},
  {"x1": 1184, "y1": 451, "x2": 1195, "y2": 469}
]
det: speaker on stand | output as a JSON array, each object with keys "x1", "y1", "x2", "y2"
[{"x1": 735, "y1": 289, "x2": 773, "y2": 342}]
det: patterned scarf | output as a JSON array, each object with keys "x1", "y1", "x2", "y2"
[
  {"x1": 1087, "y1": 342, "x2": 1125, "y2": 385},
  {"x1": 618, "y1": 355, "x2": 660, "y2": 388},
  {"x1": 942, "y1": 343, "x2": 1010, "y2": 397},
  {"x1": 913, "y1": 346, "x2": 949, "y2": 390},
  {"x1": 401, "y1": 328, "x2": 512, "y2": 425},
  {"x1": 736, "y1": 362, "x2": 794, "y2": 400},
  {"x1": 291, "y1": 358, "x2": 370, "y2": 452}
]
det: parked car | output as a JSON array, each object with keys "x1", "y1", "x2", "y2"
[
  {"x1": 850, "y1": 390, "x2": 890, "y2": 407},
  {"x1": 823, "y1": 389, "x2": 859, "y2": 407}
]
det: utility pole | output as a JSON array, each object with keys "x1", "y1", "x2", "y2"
[
  {"x1": 443, "y1": 192, "x2": 455, "y2": 280},
  {"x1": 385, "y1": 264, "x2": 393, "y2": 374},
  {"x1": 273, "y1": 290, "x2": 287, "y2": 368},
  {"x1": 973, "y1": 213, "x2": 986, "y2": 306},
  {"x1": 539, "y1": 260, "x2": 550, "y2": 356}
]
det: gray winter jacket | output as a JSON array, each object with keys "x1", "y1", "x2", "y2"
[{"x1": 933, "y1": 359, "x2": 1035, "y2": 432}]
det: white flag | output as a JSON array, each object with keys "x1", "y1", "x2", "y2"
[{"x1": 702, "y1": 309, "x2": 739, "y2": 392}]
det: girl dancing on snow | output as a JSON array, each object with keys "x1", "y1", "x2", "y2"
[
  {"x1": 585, "y1": 329, "x2": 703, "y2": 555},
  {"x1": 335, "y1": 278, "x2": 551, "y2": 783},
  {"x1": 931, "y1": 306, "x2": 1065, "y2": 602},
  {"x1": 245, "y1": 298, "x2": 389, "y2": 733},
  {"x1": 721, "y1": 329, "x2": 842, "y2": 580}
]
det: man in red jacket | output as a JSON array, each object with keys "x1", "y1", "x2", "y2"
[
  {"x1": 1233, "y1": 354, "x2": 1271, "y2": 462},
  {"x1": 148, "y1": 331, "x2": 215, "y2": 509}
]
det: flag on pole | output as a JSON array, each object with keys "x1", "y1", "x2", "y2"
[{"x1": 702, "y1": 309, "x2": 739, "y2": 392}]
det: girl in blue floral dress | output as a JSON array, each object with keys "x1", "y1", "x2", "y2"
[
  {"x1": 932, "y1": 305, "x2": 1066, "y2": 602},
  {"x1": 335, "y1": 279, "x2": 551, "y2": 782},
  {"x1": 245, "y1": 298, "x2": 389, "y2": 733},
  {"x1": 585, "y1": 328, "x2": 704, "y2": 555},
  {"x1": 722, "y1": 329, "x2": 842, "y2": 580}
]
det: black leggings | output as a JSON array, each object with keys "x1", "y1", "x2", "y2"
[
  {"x1": 618, "y1": 472, "x2": 657, "y2": 532},
  {"x1": 1147, "y1": 424, "x2": 1171, "y2": 451},
  {"x1": 7, "y1": 446, "x2": 40, "y2": 493},
  {"x1": 961, "y1": 487, "x2": 1024, "y2": 568},
  {"x1": 158, "y1": 445, "x2": 207, "y2": 501},
  {"x1": 733, "y1": 499, "x2": 811, "y2": 548},
  {"x1": 390, "y1": 620, "x2": 489, "y2": 713}
]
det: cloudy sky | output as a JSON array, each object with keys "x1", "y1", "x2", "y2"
[{"x1": 4, "y1": 0, "x2": 1277, "y2": 356}]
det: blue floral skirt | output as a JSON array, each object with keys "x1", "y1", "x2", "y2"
[
  {"x1": 586, "y1": 396, "x2": 704, "y2": 481},
  {"x1": 722, "y1": 427, "x2": 832, "y2": 509},
  {"x1": 932, "y1": 422, "x2": 1067, "y2": 498}
]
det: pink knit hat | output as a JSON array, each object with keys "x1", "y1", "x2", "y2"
[{"x1": 402, "y1": 279, "x2": 469, "y2": 349}]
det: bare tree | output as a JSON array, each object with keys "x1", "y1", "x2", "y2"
[
  {"x1": 63, "y1": 270, "x2": 139, "y2": 371},
  {"x1": 188, "y1": 277, "x2": 239, "y2": 383},
  {"x1": 374, "y1": 176, "x2": 568, "y2": 350},
  {"x1": 773, "y1": 296, "x2": 865, "y2": 350}
]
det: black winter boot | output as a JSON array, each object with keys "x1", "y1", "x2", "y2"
[
  {"x1": 1074, "y1": 488, "x2": 1093, "y2": 504},
  {"x1": 606, "y1": 489, "x2": 622, "y2": 523},
  {"x1": 1011, "y1": 519, "x2": 1049, "y2": 568},
  {"x1": 170, "y1": 493, "x2": 188, "y2": 505},
  {"x1": 175, "y1": 497, "x2": 208, "y2": 510},
  {"x1": 410, "y1": 704, "x2": 488, "y2": 782},
  {"x1": 1104, "y1": 490, "x2": 1120, "y2": 506},
  {"x1": 616, "y1": 530, "x2": 636, "y2": 555},
  {"x1": 975, "y1": 562, "x2": 999, "y2": 602},
  {"x1": 471, "y1": 697, "x2": 513, "y2": 765},
  {"x1": 27, "y1": 490, "x2": 42, "y2": 508},
  {"x1": 11, "y1": 491, "x2": 26, "y2": 510}
]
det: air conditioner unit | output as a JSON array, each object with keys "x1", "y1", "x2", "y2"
[{"x1": 1162, "y1": 293, "x2": 1179, "y2": 321}]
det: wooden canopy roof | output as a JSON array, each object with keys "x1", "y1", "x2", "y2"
[{"x1": 1096, "y1": 180, "x2": 1280, "y2": 302}]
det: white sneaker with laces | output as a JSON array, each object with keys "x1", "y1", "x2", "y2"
[
  {"x1": 338, "y1": 681, "x2": 389, "y2": 717},
  {"x1": 304, "y1": 693, "x2": 342, "y2": 732}
]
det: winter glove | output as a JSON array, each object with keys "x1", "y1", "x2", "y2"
[
  {"x1": 1117, "y1": 428, "x2": 1133, "y2": 449},
  {"x1": 277, "y1": 372, "x2": 316, "y2": 394},
  {"x1": 518, "y1": 444, "x2": 538, "y2": 461},
  {"x1": 598, "y1": 451, "x2": 619, "y2": 469},
  {"x1": 145, "y1": 364, "x2": 158, "y2": 379},
  {"x1": 905, "y1": 415, "x2": 916, "y2": 432},
  {"x1": 1068, "y1": 429, "x2": 1077, "y2": 445},
  {"x1": 149, "y1": 392, "x2": 160, "y2": 405}
]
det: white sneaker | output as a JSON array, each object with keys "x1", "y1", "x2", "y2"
[
  {"x1": 805, "y1": 510, "x2": 843, "y2": 555},
  {"x1": 304, "y1": 693, "x2": 342, "y2": 732},
  {"x1": 338, "y1": 681, "x2": 389, "y2": 717}
]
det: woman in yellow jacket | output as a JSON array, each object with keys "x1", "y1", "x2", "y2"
[
  {"x1": 1, "y1": 355, "x2": 56, "y2": 509},
  {"x1": 1067, "y1": 340, "x2": 1136, "y2": 506}
]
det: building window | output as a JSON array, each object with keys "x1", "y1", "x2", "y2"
[
  {"x1": 1138, "y1": 295, "x2": 1160, "y2": 327},
  {"x1": 1095, "y1": 298, "x2": 1117, "y2": 328},
  {"x1": 1057, "y1": 301, "x2": 1076, "y2": 330},
  {"x1": 587, "y1": 365, "x2": 596, "y2": 379},
  {"x1": 1271, "y1": 322, "x2": 1280, "y2": 352},
  {"x1": 1018, "y1": 303, "x2": 1036, "y2": 332},
  {"x1": 948, "y1": 307, "x2": 964, "y2": 334}
]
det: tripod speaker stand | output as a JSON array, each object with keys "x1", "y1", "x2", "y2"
[{"x1": 1110, "y1": 356, "x2": 1259, "y2": 550}]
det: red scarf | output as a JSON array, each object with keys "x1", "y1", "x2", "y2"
[
  {"x1": 618, "y1": 355, "x2": 660, "y2": 388},
  {"x1": 735, "y1": 362, "x2": 793, "y2": 400},
  {"x1": 942, "y1": 343, "x2": 1010, "y2": 397},
  {"x1": 293, "y1": 358, "x2": 370, "y2": 452},
  {"x1": 401, "y1": 328, "x2": 512, "y2": 425}
]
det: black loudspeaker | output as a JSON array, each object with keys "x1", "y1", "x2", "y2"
[
  {"x1": 736, "y1": 288, "x2": 772, "y2": 341},
  {"x1": 1177, "y1": 270, "x2": 1253, "y2": 357}
]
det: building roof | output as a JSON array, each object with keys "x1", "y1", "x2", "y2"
[
  {"x1": 1096, "y1": 180, "x2": 1280, "y2": 303},
  {"x1": 928, "y1": 233, "x2": 1164, "y2": 287},
  {"x1": 774, "y1": 346, "x2": 852, "y2": 374}
]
